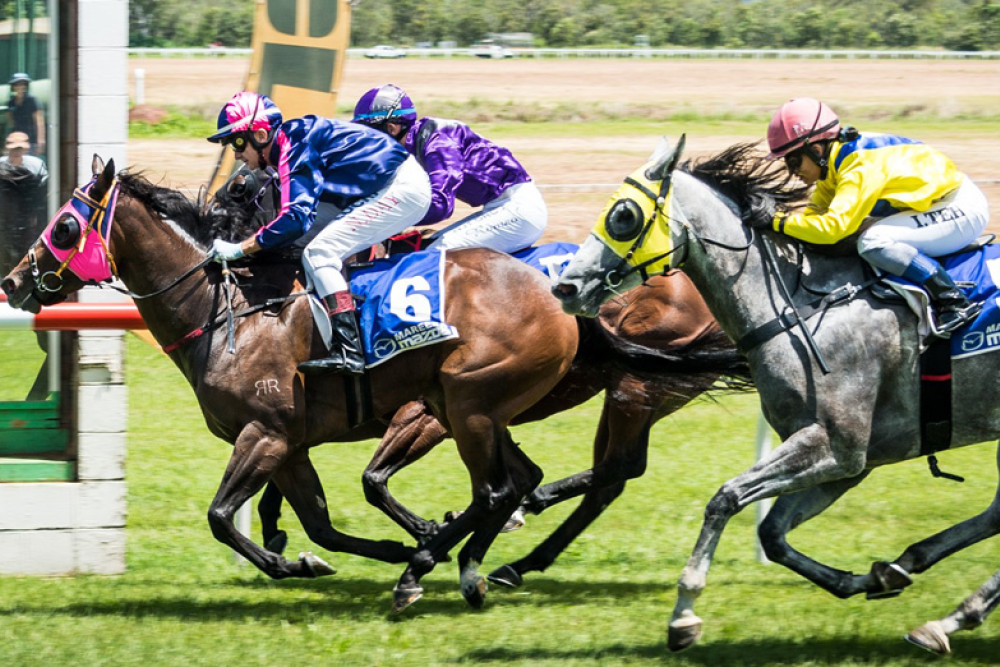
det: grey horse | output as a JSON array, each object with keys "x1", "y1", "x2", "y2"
[
  {"x1": 906, "y1": 560, "x2": 1000, "y2": 654},
  {"x1": 551, "y1": 136, "x2": 1000, "y2": 652}
]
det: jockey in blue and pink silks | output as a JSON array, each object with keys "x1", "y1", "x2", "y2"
[
  {"x1": 760, "y1": 97, "x2": 990, "y2": 334},
  {"x1": 206, "y1": 91, "x2": 431, "y2": 375},
  {"x1": 351, "y1": 84, "x2": 547, "y2": 253}
]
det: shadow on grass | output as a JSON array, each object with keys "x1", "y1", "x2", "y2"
[{"x1": 459, "y1": 636, "x2": 1000, "y2": 665}]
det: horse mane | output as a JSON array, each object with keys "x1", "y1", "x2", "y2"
[
  {"x1": 119, "y1": 171, "x2": 265, "y2": 246},
  {"x1": 681, "y1": 141, "x2": 812, "y2": 228}
]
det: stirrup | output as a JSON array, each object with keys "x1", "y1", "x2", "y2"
[
  {"x1": 934, "y1": 301, "x2": 982, "y2": 335},
  {"x1": 297, "y1": 354, "x2": 365, "y2": 376}
]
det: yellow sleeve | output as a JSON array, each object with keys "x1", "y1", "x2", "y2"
[{"x1": 779, "y1": 157, "x2": 886, "y2": 245}]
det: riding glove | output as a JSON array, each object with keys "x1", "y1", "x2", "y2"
[{"x1": 209, "y1": 238, "x2": 246, "y2": 262}]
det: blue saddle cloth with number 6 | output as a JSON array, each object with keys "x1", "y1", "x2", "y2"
[{"x1": 348, "y1": 243, "x2": 579, "y2": 367}]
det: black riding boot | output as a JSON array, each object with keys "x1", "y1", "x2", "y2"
[
  {"x1": 298, "y1": 297, "x2": 366, "y2": 375},
  {"x1": 922, "y1": 265, "x2": 981, "y2": 334}
]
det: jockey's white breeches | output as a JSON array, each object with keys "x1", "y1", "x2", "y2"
[
  {"x1": 426, "y1": 181, "x2": 548, "y2": 254},
  {"x1": 303, "y1": 155, "x2": 431, "y2": 298},
  {"x1": 857, "y1": 176, "x2": 990, "y2": 274}
]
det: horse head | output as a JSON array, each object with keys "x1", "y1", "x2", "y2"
[
  {"x1": 2, "y1": 155, "x2": 118, "y2": 312},
  {"x1": 553, "y1": 135, "x2": 687, "y2": 317}
]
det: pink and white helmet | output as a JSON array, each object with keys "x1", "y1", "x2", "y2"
[
  {"x1": 766, "y1": 98, "x2": 840, "y2": 159},
  {"x1": 207, "y1": 92, "x2": 283, "y2": 143}
]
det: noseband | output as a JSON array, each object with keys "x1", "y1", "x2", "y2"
[{"x1": 33, "y1": 179, "x2": 121, "y2": 294}]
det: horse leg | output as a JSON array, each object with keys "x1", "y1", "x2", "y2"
[
  {"x1": 906, "y1": 567, "x2": 1000, "y2": 655},
  {"x1": 258, "y1": 481, "x2": 288, "y2": 554},
  {"x1": 362, "y1": 400, "x2": 450, "y2": 542},
  {"x1": 457, "y1": 428, "x2": 543, "y2": 608},
  {"x1": 668, "y1": 422, "x2": 860, "y2": 652},
  {"x1": 879, "y1": 444, "x2": 1000, "y2": 592},
  {"x1": 490, "y1": 405, "x2": 653, "y2": 587},
  {"x1": 206, "y1": 423, "x2": 324, "y2": 579},
  {"x1": 391, "y1": 424, "x2": 541, "y2": 613},
  {"x1": 271, "y1": 449, "x2": 415, "y2": 564},
  {"x1": 757, "y1": 475, "x2": 877, "y2": 598}
]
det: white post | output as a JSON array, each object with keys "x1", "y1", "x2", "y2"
[
  {"x1": 133, "y1": 68, "x2": 145, "y2": 105},
  {"x1": 755, "y1": 412, "x2": 773, "y2": 564},
  {"x1": 233, "y1": 500, "x2": 251, "y2": 565}
]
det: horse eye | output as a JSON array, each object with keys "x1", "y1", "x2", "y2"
[
  {"x1": 50, "y1": 215, "x2": 81, "y2": 250},
  {"x1": 605, "y1": 199, "x2": 645, "y2": 242}
]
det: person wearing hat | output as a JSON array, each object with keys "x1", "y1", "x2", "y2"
[
  {"x1": 759, "y1": 97, "x2": 989, "y2": 334},
  {"x1": 205, "y1": 91, "x2": 432, "y2": 375},
  {"x1": 6, "y1": 73, "x2": 45, "y2": 156},
  {"x1": 0, "y1": 131, "x2": 47, "y2": 184}
]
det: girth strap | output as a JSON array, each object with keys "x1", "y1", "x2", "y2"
[{"x1": 920, "y1": 337, "x2": 952, "y2": 455}]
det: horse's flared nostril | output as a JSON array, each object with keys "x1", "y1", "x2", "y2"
[
  {"x1": 1, "y1": 277, "x2": 15, "y2": 298},
  {"x1": 551, "y1": 282, "x2": 578, "y2": 299}
]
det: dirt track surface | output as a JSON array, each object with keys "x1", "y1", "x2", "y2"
[{"x1": 128, "y1": 56, "x2": 1000, "y2": 241}]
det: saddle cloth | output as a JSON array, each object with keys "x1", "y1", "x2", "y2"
[
  {"x1": 310, "y1": 243, "x2": 580, "y2": 368},
  {"x1": 883, "y1": 244, "x2": 1000, "y2": 358}
]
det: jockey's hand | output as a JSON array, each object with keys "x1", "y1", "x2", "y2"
[{"x1": 208, "y1": 238, "x2": 246, "y2": 263}]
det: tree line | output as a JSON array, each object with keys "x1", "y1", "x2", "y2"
[{"x1": 126, "y1": 0, "x2": 1000, "y2": 52}]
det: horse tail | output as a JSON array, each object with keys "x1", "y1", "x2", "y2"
[{"x1": 574, "y1": 316, "x2": 754, "y2": 399}]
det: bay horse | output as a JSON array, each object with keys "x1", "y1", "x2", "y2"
[
  {"x1": 1, "y1": 156, "x2": 732, "y2": 612},
  {"x1": 258, "y1": 272, "x2": 745, "y2": 591},
  {"x1": 215, "y1": 164, "x2": 751, "y2": 591},
  {"x1": 552, "y1": 137, "x2": 1000, "y2": 651}
]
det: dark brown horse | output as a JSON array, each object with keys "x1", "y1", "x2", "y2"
[
  {"x1": 2, "y1": 157, "x2": 731, "y2": 611},
  {"x1": 258, "y1": 271, "x2": 742, "y2": 592}
]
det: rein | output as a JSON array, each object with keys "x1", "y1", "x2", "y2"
[{"x1": 161, "y1": 290, "x2": 308, "y2": 354}]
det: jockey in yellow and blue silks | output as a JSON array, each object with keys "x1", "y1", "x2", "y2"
[
  {"x1": 206, "y1": 91, "x2": 432, "y2": 375},
  {"x1": 761, "y1": 97, "x2": 989, "y2": 334}
]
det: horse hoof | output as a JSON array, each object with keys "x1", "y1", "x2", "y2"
[
  {"x1": 486, "y1": 564, "x2": 523, "y2": 589},
  {"x1": 667, "y1": 612, "x2": 703, "y2": 652},
  {"x1": 299, "y1": 551, "x2": 336, "y2": 577},
  {"x1": 265, "y1": 530, "x2": 288, "y2": 555},
  {"x1": 392, "y1": 584, "x2": 424, "y2": 614},
  {"x1": 905, "y1": 620, "x2": 951, "y2": 655},
  {"x1": 501, "y1": 509, "x2": 526, "y2": 533},
  {"x1": 462, "y1": 575, "x2": 488, "y2": 609},
  {"x1": 866, "y1": 561, "x2": 912, "y2": 599}
]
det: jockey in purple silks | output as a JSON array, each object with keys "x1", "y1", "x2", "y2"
[
  {"x1": 206, "y1": 91, "x2": 431, "y2": 375},
  {"x1": 352, "y1": 84, "x2": 547, "y2": 254}
]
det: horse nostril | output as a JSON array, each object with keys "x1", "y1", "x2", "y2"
[
  {"x1": 1, "y1": 277, "x2": 14, "y2": 297},
  {"x1": 552, "y1": 282, "x2": 578, "y2": 299}
]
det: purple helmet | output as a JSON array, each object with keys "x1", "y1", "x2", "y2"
[
  {"x1": 352, "y1": 84, "x2": 417, "y2": 128},
  {"x1": 207, "y1": 92, "x2": 283, "y2": 143}
]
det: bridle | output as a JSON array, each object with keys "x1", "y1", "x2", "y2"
[
  {"x1": 600, "y1": 171, "x2": 755, "y2": 291},
  {"x1": 31, "y1": 178, "x2": 212, "y2": 301}
]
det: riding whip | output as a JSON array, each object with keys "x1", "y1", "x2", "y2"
[{"x1": 221, "y1": 259, "x2": 236, "y2": 354}]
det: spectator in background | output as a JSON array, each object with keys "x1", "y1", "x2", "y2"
[
  {"x1": 7, "y1": 73, "x2": 45, "y2": 156},
  {"x1": 0, "y1": 129, "x2": 50, "y2": 401}
]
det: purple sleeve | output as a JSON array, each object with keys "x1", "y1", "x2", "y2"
[{"x1": 416, "y1": 132, "x2": 464, "y2": 226}]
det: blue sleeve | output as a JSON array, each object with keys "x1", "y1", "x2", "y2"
[{"x1": 254, "y1": 130, "x2": 319, "y2": 249}]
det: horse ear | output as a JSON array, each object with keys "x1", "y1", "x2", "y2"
[
  {"x1": 91, "y1": 154, "x2": 104, "y2": 177},
  {"x1": 646, "y1": 134, "x2": 686, "y2": 181}
]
